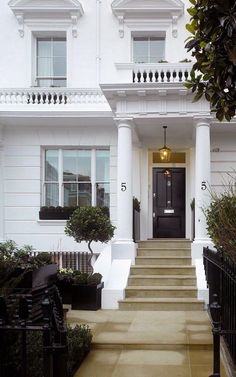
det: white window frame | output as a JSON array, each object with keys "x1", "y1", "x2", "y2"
[
  {"x1": 36, "y1": 36, "x2": 67, "y2": 87},
  {"x1": 132, "y1": 32, "x2": 166, "y2": 64},
  {"x1": 42, "y1": 148, "x2": 110, "y2": 208}
]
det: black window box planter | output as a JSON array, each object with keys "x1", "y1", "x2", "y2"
[
  {"x1": 39, "y1": 206, "x2": 109, "y2": 220},
  {"x1": 72, "y1": 282, "x2": 104, "y2": 311}
]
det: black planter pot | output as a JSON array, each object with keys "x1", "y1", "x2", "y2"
[
  {"x1": 56, "y1": 280, "x2": 73, "y2": 305},
  {"x1": 14, "y1": 264, "x2": 57, "y2": 290},
  {"x1": 72, "y1": 282, "x2": 104, "y2": 310}
]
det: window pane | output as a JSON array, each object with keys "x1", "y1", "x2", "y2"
[
  {"x1": 37, "y1": 78, "x2": 52, "y2": 87},
  {"x1": 37, "y1": 40, "x2": 51, "y2": 58},
  {"x1": 78, "y1": 183, "x2": 92, "y2": 206},
  {"x1": 64, "y1": 183, "x2": 77, "y2": 206},
  {"x1": 53, "y1": 40, "x2": 66, "y2": 57},
  {"x1": 96, "y1": 150, "x2": 109, "y2": 181},
  {"x1": 45, "y1": 183, "x2": 59, "y2": 206},
  {"x1": 133, "y1": 37, "x2": 148, "y2": 63},
  {"x1": 150, "y1": 39, "x2": 165, "y2": 63},
  {"x1": 37, "y1": 57, "x2": 52, "y2": 77},
  {"x1": 52, "y1": 79, "x2": 67, "y2": 87},
  {"x1": 77, "y1": 150, "x2": 91, "y2": 182},
  {"x1": 96, "y1": 183, "x2": 110, "y2": 207},
  {"x1": 63, "y1": 150, "x2": 77, "y2": 181},
  {"x1": 45, "y1": 150, "x2": 58, "y2": 181},
  {"x1": 53, "y1": 57, "x2": 66, "y2": 76}
]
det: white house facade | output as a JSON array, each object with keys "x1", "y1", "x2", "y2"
[{"x1": 0, "y1": 0, "x2": 236, "y2": 308}]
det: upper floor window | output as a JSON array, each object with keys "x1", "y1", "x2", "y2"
[
  {"x1": 43, "y1": 148, "x2": 110, "y2": 208},
  {"x1": 133, "y1": 37, "x2": 165, "y2": 64},
  {"x1": 36, "y1": 37, "x2": 67, "y2": 87}
]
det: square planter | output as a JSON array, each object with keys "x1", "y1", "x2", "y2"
[{"x1": 72, "y1": 282, "x2": 104, "y2": 310}]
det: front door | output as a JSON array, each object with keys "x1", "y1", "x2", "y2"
[{"x1": 153, "y1": 168, "x2": 185, "y2": 238}]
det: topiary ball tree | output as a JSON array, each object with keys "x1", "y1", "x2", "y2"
[{"x1": 65, "y1": 206, "x2": 115, "y2": 273}]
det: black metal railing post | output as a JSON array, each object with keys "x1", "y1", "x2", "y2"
[{"x1": 209, "y1": 294, "x2": 221, "y2": 377}]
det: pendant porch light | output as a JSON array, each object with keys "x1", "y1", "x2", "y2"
[{"x1": 159, "y1": 126, "x2": 172, "y2": 162}]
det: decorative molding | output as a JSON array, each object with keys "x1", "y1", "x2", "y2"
[
  {"x1": 111, "y1": 0, "x2": 184, "y2": 37},
  {"x1": 15, "y1": 12, "x2": 24, "y2": 37},
  {"x1": 8, "y1": 0, "x2": 84, "y2": 37}
]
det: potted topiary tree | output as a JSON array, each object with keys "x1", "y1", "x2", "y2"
[{"x1": 65, "y1": 206, "x2": 115, "y2": 310}]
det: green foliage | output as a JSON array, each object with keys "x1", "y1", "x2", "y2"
[
  {"x1": 205, "y1": 186, "x2": 236, "y2": 261},
  {"x1": 58, "y1": 269, "x2": 102, "y2": 285},
  {"x1": 67, "y1": 324, "x2": 92, "y2": 376},
  {"x1": 0, "y1": 240, "x2": 53, "y2": 293},
  {"x1": 2, "y1": 325, "x2": 92, "y2": 377},
  {"x1": 65, "y1": 206, "x2": 115, "y2": 244},
  {"x1": 185, "y1": 0, "x2": 236, "y2": 121}
]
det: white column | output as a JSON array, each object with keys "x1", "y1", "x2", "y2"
[
  {"x1": 192, "y1": 118, "x2": 212, "y2": 305},
  {"x1": 112, "y1": 118, "x2": 136, "y2": 263},
  {"x1": 0, "y1": 126, "x2": 4, "y2": 241},
  {"x1": 194, "y1": 118, "x2": 211, "y2": 242}
]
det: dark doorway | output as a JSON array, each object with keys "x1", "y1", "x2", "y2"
[{"x1": 153, "y1": 168, "x2": 185, "y2": 238}]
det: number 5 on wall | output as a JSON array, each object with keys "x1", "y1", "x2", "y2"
[{"x1": 121, "y1": 182, "x2": 127, "y2": 191}]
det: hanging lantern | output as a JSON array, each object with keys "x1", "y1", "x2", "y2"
[{"x1": 159, "y1": 126, "x2": 172, "y2": 162}]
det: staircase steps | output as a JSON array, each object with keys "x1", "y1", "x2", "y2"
[{"x1": 119, "y1": 239, "x2": 204, "y2": 311}]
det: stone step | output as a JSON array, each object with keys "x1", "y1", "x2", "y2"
[
  {"x1": 128, "y1": 275, "x2": 197, "y2": 286},
  {"x1": 138, "y1": 248, "x2": 191, "y2": 257},
  {"x1": 135, "y1": 256, "x2": 192, "y2": 266},
  {"x1": 130, "y1": 265, "x2": 196, "y2": 276},
  {"x1": 125, "y1": 286, "x2": 197, "y2": 298},
  {"x1": 119, "y1": 298, "x2": 205, "y2": 311},
  {"x1": 138, "y1": 240, "x2": 191, "y2": 249}
]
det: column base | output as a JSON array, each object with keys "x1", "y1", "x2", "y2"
[
  {"x1": 111, "y1": 240, "x2": 137, "y2": 265},
  {"x1": 191, "y1": 238, "x2": 213, "y2": 307}
]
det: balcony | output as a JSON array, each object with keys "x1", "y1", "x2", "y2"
[
  {"x1": 115, "y1": 62, "x2": 193, "y2": 84},
  {"x1": 0, "y1": 88, "x2": 107, "y2": 106}
]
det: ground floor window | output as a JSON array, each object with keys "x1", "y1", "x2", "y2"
[{"x1": 43, "y1": 148, "x2": 110, "y2": 208}]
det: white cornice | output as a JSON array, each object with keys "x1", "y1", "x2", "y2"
[
  {"x1": 111, "y1": 0, "x2": 184, "y2": 38},
  {"x1": 8, "y1": 0, "x2": 84, "y2": 37}
]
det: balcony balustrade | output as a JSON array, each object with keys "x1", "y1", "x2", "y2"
[
  {"x1": 116, "y1": 62, "x2": 193, "y2": 84},
  {"x1": 0, "y1": 88, "x2": 107, "y2": 106}
]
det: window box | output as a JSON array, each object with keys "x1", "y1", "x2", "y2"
[
  {"x1": 39, "y1": 206, "x2": 109, "y2": 220},
  {"x1": 39, "y1": 206, "x2": 79, "y2": 220}
]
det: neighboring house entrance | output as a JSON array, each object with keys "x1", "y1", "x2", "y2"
[{"x1": 153, "y1": 168, "x2": 185, "y2": 238}]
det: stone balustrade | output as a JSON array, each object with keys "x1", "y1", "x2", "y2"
[
  {"x1": 0, "y1": 88, "x2": 107, "y2": 105},
  {"x1": 116, "y1": 62, "x2": 193, "y2": 84}
]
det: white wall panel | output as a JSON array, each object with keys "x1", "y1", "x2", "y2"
[
  {"x1": 5, "y1": 156, "x2": 40, "y2": 167},
  {"x1": 4, "y1": 180, "x2": 40, "y2": 193},
  {"x1": 5, "y1": 207, "x2": 39, "y2": 221},
  {"x1": 5, "y1": 167, "x2": 40, "y2": 180},
  {"x1": 5, "y1": 193, "x2": 40, "y2": 207}
]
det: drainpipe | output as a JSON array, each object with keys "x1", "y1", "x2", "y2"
[{"x1": 96, "y1": 0, "x2": 101, "y2": 86}]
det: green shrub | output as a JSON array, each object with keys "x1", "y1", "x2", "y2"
[
  {"x1": 65, "y1": 206, "x2": 115, "y2": 273},
  {"x1": 67, "y1": 324, "x2": 92, "y2": 376},
  {"x1": 2, "y1": 324, "x2": 92, "y2": 377},
  {"x1": 205, "y1": 189, "x2": 236, "y2": 261}
]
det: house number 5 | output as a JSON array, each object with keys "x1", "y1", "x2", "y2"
[
  {"x1": 201, "y1": 181, "x2": 207, "y2": 191},
  {"x1": 121, "y1": 182, "x2": 127, "y2": 191}
]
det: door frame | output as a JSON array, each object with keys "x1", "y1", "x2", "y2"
[{"x1": 147, "y1": 149, "x2": 191, "y2": 239}]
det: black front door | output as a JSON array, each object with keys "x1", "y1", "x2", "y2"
[{"x1": 153, "y1": 168, "x2": 185, "y2": 238}]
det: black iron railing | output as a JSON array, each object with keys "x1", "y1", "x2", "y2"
[
  {"x1": 133, "y1": 209, "x2": 140, "y2": 242},
  {"x1": 203, "y1": 247, "x2": 236, "y2": 376},
  {"x1": 0, "y1": 285, "x2": 67, "y2": 377}
]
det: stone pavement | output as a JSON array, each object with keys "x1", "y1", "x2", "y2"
[{"x1": 67, "y1": 309, "x2": 228, "y2": 377}]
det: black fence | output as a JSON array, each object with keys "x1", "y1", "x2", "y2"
[
  {"x1": 0, "y1": 285, "x2": 67, "y2": 377},
  {"x1": 203, "y1": 247, "x2": 236, "y2": 375}
]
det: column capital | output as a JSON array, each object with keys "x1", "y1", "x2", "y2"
[
  {"x1": 194, "y1": 116, "x2": 212, "y2": 128},
  {"x1": 114, "y1": 117, "x2": 133, "y2": 129}
]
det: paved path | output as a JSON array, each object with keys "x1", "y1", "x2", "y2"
[{"x1": 67, "y1": 310, "x2": 228, "y2": 377}]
